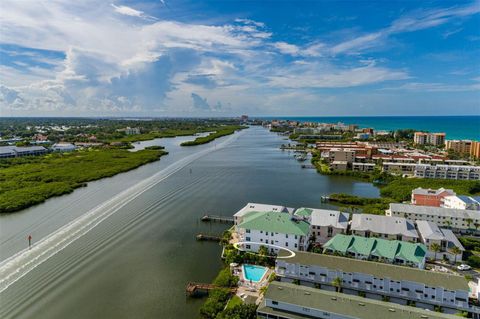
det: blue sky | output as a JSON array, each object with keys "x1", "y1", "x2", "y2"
[{"x1": 0, "y1": 0, "x2": 479, "y2": 117}]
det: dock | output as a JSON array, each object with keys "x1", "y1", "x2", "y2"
[
  {"x1": 196, "y1": 234, "x2": 221, "y2": 242},
  {"x1": 186, "y1": 282, "x2": 236, "y2": 296},
  {"x1": 201, "y1": 215, "x2": 234, "y2": 223}
]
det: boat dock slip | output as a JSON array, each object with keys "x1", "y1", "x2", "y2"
[
  {"x1": 201, "y1": 215, "x2": 234, "y2": 223},
  {"x1": 195, "y1": 234, "x2": 221, "y2": 242},
  {"x1": 185, "y1": 282, "x2": 236, "y2": 296}
]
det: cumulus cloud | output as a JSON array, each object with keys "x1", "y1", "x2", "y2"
[
  {"x1": 1, "y1": 0, "x2": 478, "y2": 116},
  {"x1": 191, "y1": 93, "x2": 210, "y2": 109}
]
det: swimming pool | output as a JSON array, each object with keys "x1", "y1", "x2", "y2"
[{"x1": 243, "y1": 264, "x2": 267, "y2": 282}]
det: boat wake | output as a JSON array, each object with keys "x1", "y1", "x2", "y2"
[{"x1": 0, "y1": 130, "x2": 245, "y2": 293}]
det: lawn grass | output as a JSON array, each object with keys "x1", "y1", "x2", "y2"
[
  {"x1": 225, "y1": 295, "x2": 243, "y2": 309},
  {"x1": 0, "y1": 148, "x2": 166, "y2": 213}
]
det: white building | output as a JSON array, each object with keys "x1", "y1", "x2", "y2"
[
  {"x1": 233, "y1": 203, "x2": 289, "y2": 225},
  {"x1": 236, "y1": 211, "x2": 310, "y2": 253},
  {"x1": 443, "y1": 195, "x2": 480, "y2": 211},
  {"x1": 387, "y1": 203, "x2": 480, "y2": 234},
  {"x1": 52, "y1": 143, "x2": 77, "y2": 152},
  {"x1": 416, "y1": 220, "x2": 464, "y2": 263},
  {"x1": 352, "y1": 162, "x2": 376, "y2": 172},
  {"x1": 414, "y1": 164, "x2": 480, "y2": 180},
  {"x1": 299, "y1": 208, "x2": 349, "y2": 244},
  {"x1": 276, "y1": 251, "x2": 476, "y2": 315},
  {"x1": 350, "y1": 214, "x2": 419, "y2": 242},
  {"x1": 258, "y1": 281, "x2": 462, "y2": 319}
]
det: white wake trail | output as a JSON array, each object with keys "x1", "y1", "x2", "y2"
[{"x1": 0, "y1": 130, "x2": 244, "y2": 293}]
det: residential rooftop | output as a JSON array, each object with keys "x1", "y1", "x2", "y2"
[
  {"x1": 351, "y1": 214, "x2": 418, "y2": 238},
  {"x1": 277, "y1": 251, "x2": 469, "y2": 291},
  {"x1": 307, "y1": 208, "x2": 349, "y2": 229},
  {"x1": 389, "y1": 203, "x2": 480, "y2": 220},
  {"x1": 237, "y1": 211, "x2": 310, "y2": 236},
  {"x1": 323, "y1": 234, "x2": 427, "y2": 264},
  {"x1": 259, "y1": 281, "x2": 460, "y2": 319}
]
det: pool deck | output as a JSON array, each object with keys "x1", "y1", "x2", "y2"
[{"x1": 232, "y1": 264, "x2": 272, "y2": 305}]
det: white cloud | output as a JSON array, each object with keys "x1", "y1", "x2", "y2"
[
  {"x1": 381, "y1": 81, "x2": 480, "y2": 92},
  {"x1": 111, "y1": 4, "x2": 156, "y2": 20},
  {"x1": 273, "y1": 42, "x2": 300, "y2": 56}
]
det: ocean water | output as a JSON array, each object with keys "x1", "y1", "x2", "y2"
[{"x1": 258, "y1": 116, "x2": 480, "y2": 140}]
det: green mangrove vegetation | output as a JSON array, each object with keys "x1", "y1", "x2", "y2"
[
  {"x1": 180, "y1": 125, "x2": 247, "y2": 146},
  {"x1": 0, "y1": 148, "x2": 167, "y2": 213}
]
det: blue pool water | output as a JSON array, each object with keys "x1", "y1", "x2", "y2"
[{"x1": 243, "y1": 264, "x2": 267, "y2": 282}]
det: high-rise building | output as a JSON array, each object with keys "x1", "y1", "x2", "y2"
[
  {"x1": 414, "y1": 132, "x2": 446, "y2": 146},
  {"x1": 471, "y1": 141, "x2": 480, "y2": 159},
  {"x1": 446, "y1": 140, "x2": 472, "y2": 154}
]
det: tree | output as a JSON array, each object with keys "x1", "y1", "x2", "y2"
[
  {"x1": 332, "y1": 277, "x2": 342, "y2": 293},
  {"x1": 450, "y1": 246, "x2": 462, "y2": 264},
  {"x1": 430, "y1": 243, "x2": 441, "y2": 261}
]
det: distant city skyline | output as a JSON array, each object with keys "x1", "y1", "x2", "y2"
[{"x1": 1, "y1": 0, "x2": 479, "y2": 117}]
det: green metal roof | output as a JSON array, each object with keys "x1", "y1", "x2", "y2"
[
  {"x1": 349, "y1": 236, "x2": 376, "y2": 255},
  {"x1": 323, "y1": 235, "x2": 427, "y2": 265},
  {"x1": 278, "y1": 251, "x2": 469, "y2": 291},
  {"x1": 294, "y1": 207, "x2": 313, "y2": 217},
  {"x1": 372, "y1": 239, "x2": 400, "y2": 260},
  {"x1": 323, "y1": 234, "x2": 353, "y2": 253},
  {"x1": 259, "y1": 281, "x2": 461, "y2": 319},
  {"x1": 238, "y1": 211, "x2": 310, "y2": 236}
]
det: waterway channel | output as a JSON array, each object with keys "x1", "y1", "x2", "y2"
[{"x1": 0, "y1": 126, "x2": 379, "y2": 319}]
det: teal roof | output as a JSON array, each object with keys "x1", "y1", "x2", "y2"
[
  {"x1": 371, "y1": 240, "x2": 400, "y2": 260},
  {"x1": 294, "y1": 208, "x2": 313, "y2": 217},
  {"x1": 238, "y1": 211, "x2": 310, "y2": 236},
  {"x1": 349, "y1": 236, "x2": 376, "y2": 255},
  {"x1": 323, "y1": 234, "x2": 427, "y2": 265}
]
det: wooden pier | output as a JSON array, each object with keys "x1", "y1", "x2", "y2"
[
  {"x1": 196, "y1": 234, "x2": 221, "y2": 242},
  {"x1": 186, "y1": 282, "x2": 236, "y2": 296},
  {"x1": 201, "y1": 215, "x2": 234, "y2": 223}
]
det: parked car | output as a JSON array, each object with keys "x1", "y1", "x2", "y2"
[{"x1": 457, "y1": 264, "x2": 471, "y2": 271}]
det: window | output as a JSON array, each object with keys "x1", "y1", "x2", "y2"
[
  {"x1": 285, "y1": 242, "x2": 288, "y2": 247},
  {"x1": 246, "y1": 229, "x2": 250, "y2": 233},
  {"x1": 286, "y1": 234, "x2": 288, "y2": 238},
  {"x1": 294, "y1": 243, "x2": 297, "y2": 248},
  {"x1": 246, "y1": 245, "x2": 251, "y2": 249},
  {"x1": 272, "y1": 301, "x2": 278, "y2": 305},
  {"x1": 246, "y1": 237, "x2": 251, "y2": 241}
]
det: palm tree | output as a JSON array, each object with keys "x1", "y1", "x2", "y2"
[
  {"x1": 430, "y1": 243, "x2": 441, "y2": 261},
  {"x1": 332, "y1": 277, "x2": 342, "y2": 293},
  {"x1": 450, "y1": 246, "x2": 462, "y2": 265}
]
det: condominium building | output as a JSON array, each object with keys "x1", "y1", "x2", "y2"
[
  {"x1": 330, "y1": 161, "x2": 348, "y2": 171},
  {"x1": 411, "y1": 187, "x2": 456, "y2": 207},
  {"x1": 328, "y1": 149, "x2": 356, "y2": 164},
  {"x1": 304, "y1": 208, "x2": 349, "y2": 244},
  {"x1": 0, "y1": 146, "x2": 48, "y2": 158},
  {"x1": 416, "y1": 221, "x2": 464, "y2": 263},
  {"x1": 258, "y1": 281, "x2": 465, "y2": 319},
  {"x1": 233, "y1": 203, "x2": 289, "y2": 225},
  {"x1": 322, "y1": 234, "x2": 427, "y2": 269},
  {"x1": 236, "y1": 211, "x2": 310, "y2": 253},
  {"x1": 446, "y1": 140, "x2": 472, "y2": 155},
  {"x1": 382, "y1": 162, "x2": 416, "y2": 175},
  {"x1": 275, "y1": 251, "x2": 476, "y2": 315},
  {"x1": 352, "y1": 162, "x2": 376, "y2": 172},
  {"x1": 443, "y1": 195, "x2": 480, "y2": 210},
  {"x1": 350, "y1": 214, "x2": 419, "y2": 242},
  {"x1": 414, "y1": 132, "x2": 446, "y2": 146},
  {"x1": 414, "y1": 164, "x2": 480, "y2": 180},
  {"x1": 471, "y1": 141, "x2": 480, "y2": 159},
  {"x1": 386, "y1": 203, "x2": 480, "y2": 234}
]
